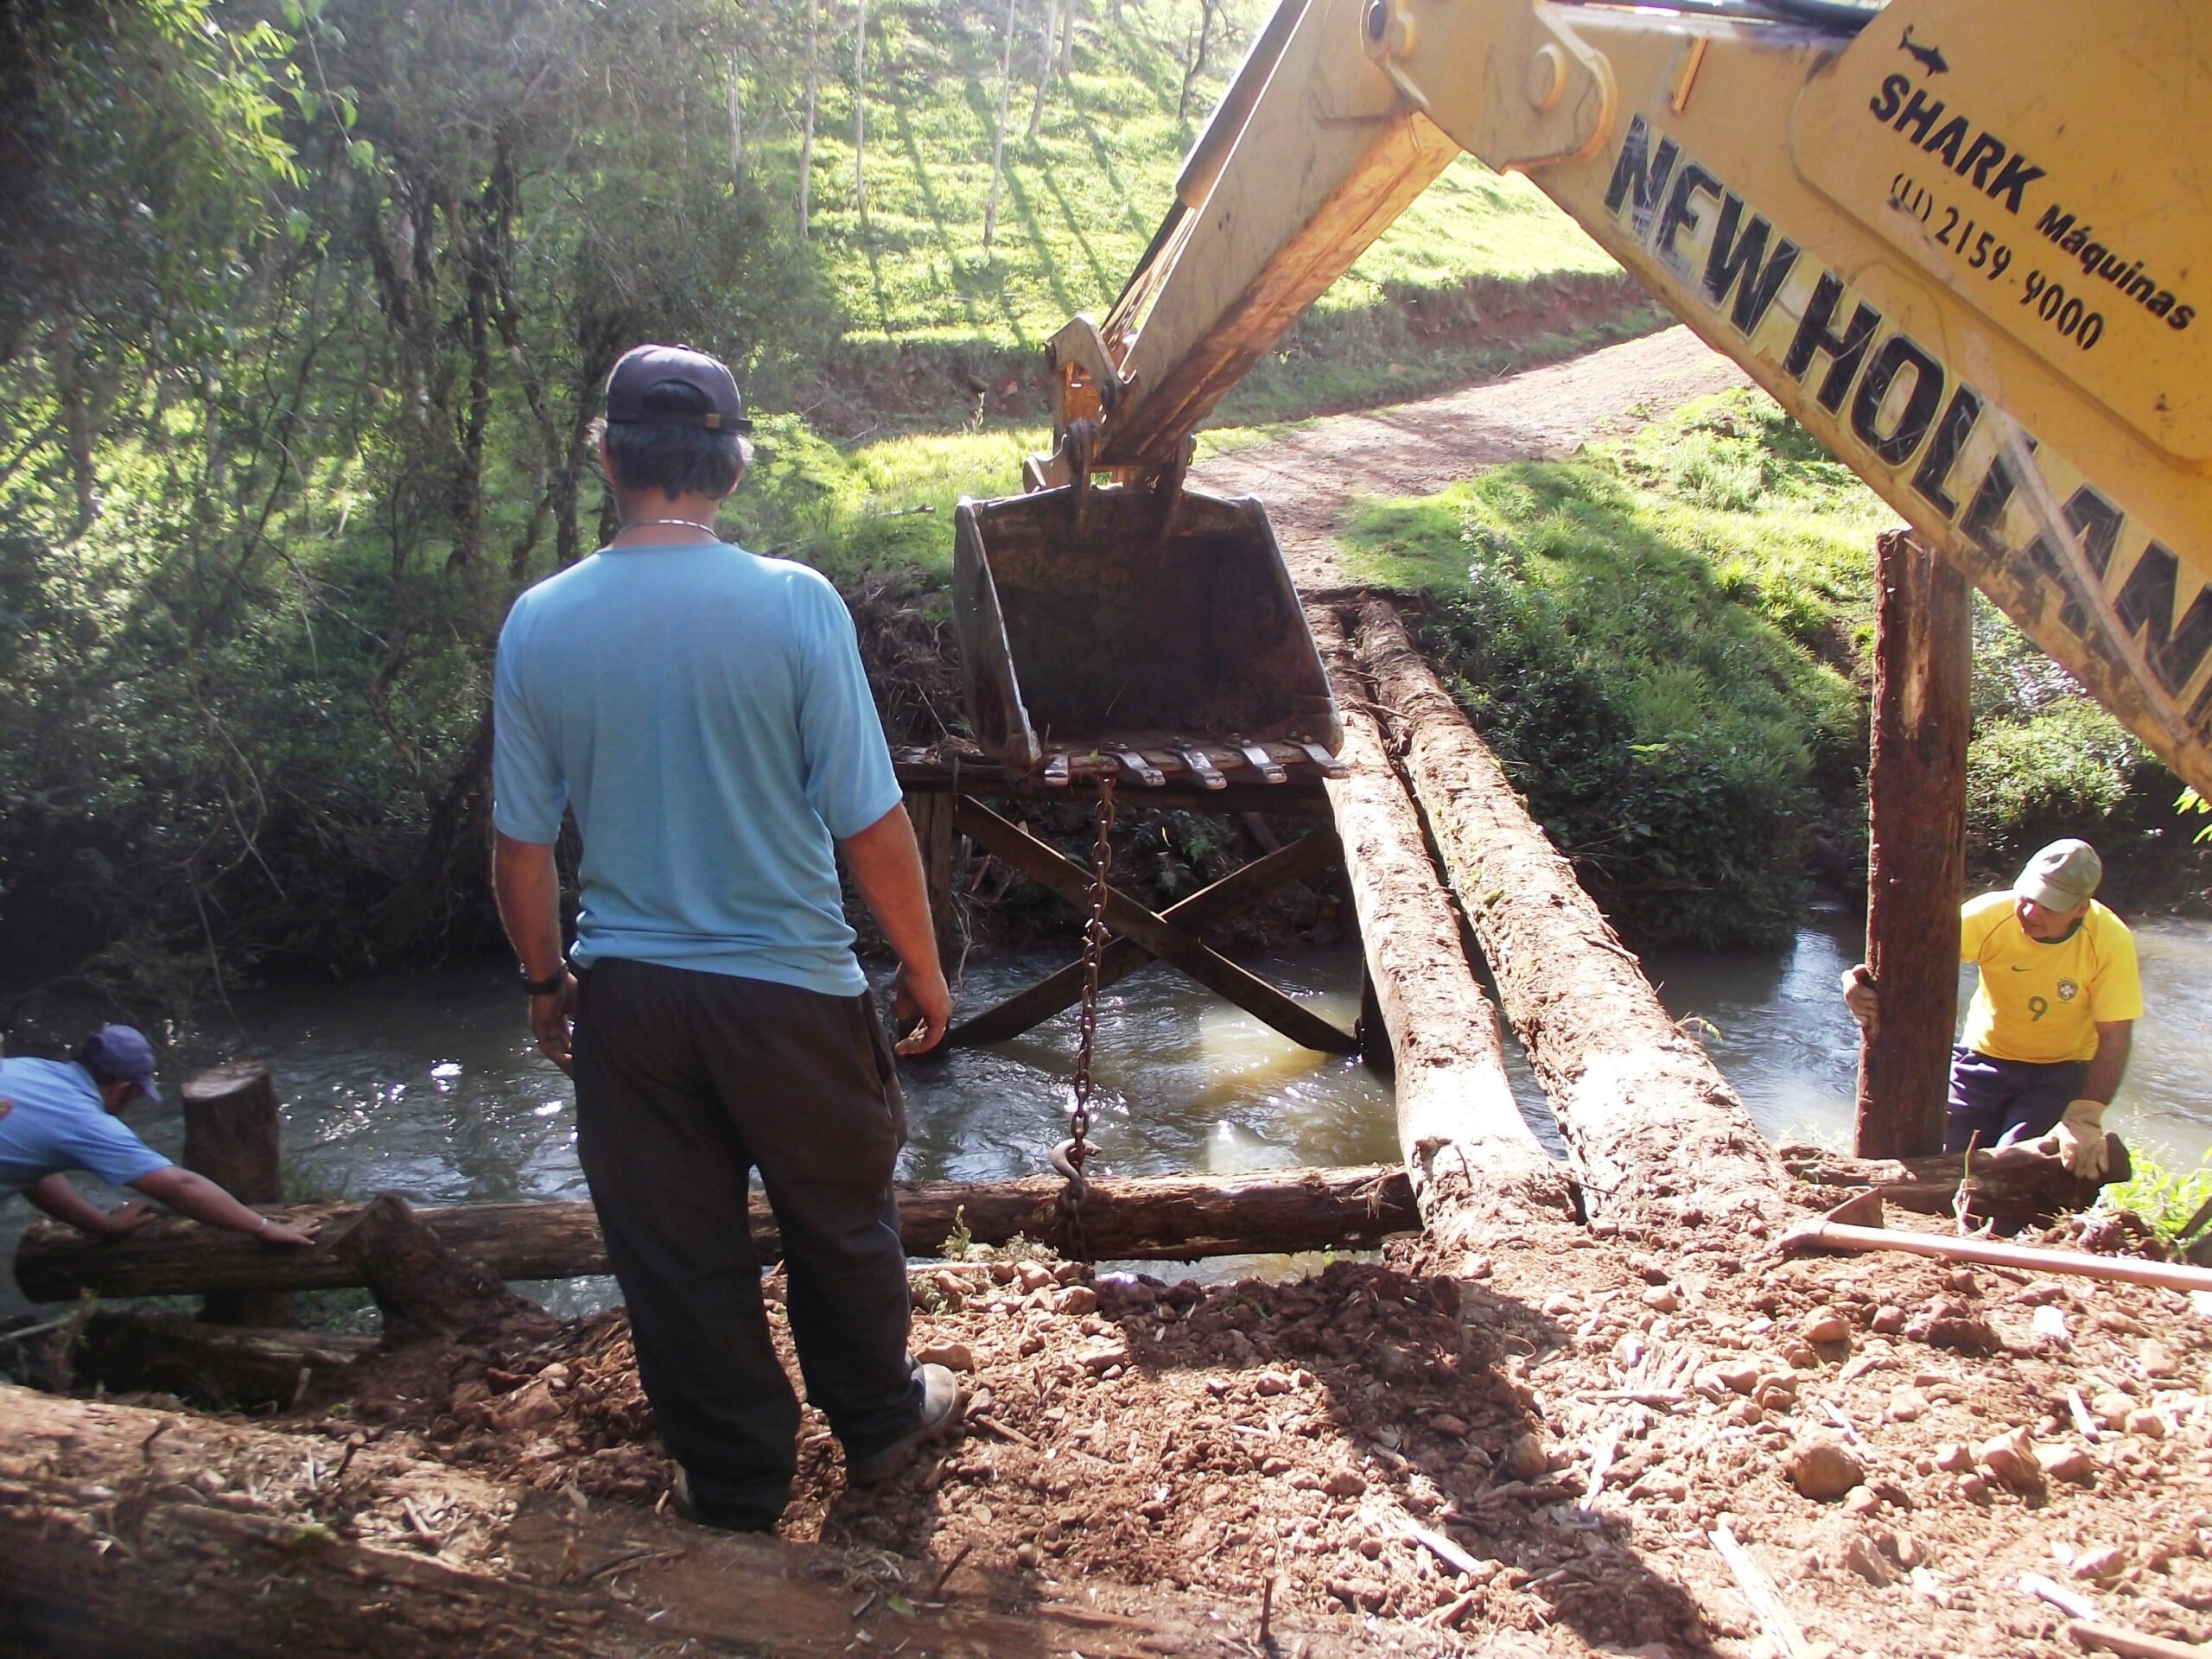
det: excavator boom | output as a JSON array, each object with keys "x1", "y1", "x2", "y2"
[{"x1": 1025, "y1": 0, "x2": 2212, "y2": 797}]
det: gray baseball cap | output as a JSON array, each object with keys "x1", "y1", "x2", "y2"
[
  {"x1": 2014, "y1": 838, "x2": 2102, "y2": 910},
  {"x1": 81, "y1": 1024, "x2": 162, "y2": 1101},
  {"x1": 603, "y1": 344, "x2": 752, "y2": 433}
]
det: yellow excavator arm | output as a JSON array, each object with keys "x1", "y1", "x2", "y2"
[{"x1": 1038, "y1": 0, "x2": 2212, "y2": 796}]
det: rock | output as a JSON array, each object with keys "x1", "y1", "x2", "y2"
[
  {"x1": 2031, "y1": 1305, "x2": 2071, "y2": 1346},
  {"x1": 1886, "y1": 1389, "x2": 1929, "y2": 1423},
  {"x1": 2092, "y1": 1390, "x2": 2135, "y2": 1429},
  {"x1": 486, "y1": 1379, "x2": 562, "y2": 1434},
  {"x1": 1871, "y1": 1305, "x2": 1907, "y2": 1335},
  {"x1": 1430, "y1": 1413, "x2": 1469, "y2": 1438},
  {"x1": 1786, "y1": 1435, "x2": 1864, "y2": 1502},
  {"x1": 1323, "y1": 1470, "x2": 1368, "y2": 1499},
  {"x1": 1841, "y1": 1535, "x2": 1898, "y2": 1585},
  {"x1": 1015, "y1": 1541, "x2": 1044, "y2": 1569},
  {"x1": 1944, "y1": 1268, "x2": 1979, "y2": 1296},
  {"x1": 1959, "y1": 1473, "x2": 1991, "y2": 1503},
  {"x1": 914, "y1": 1342, "x2": 975, "y2": 1373},
  {"x1": 1078, "y1": 1342, "x2": 1129, "y2": 1373},
  {"x1": 1802, "y1": 1310, "x2": 1852, "y2": 1345},
  {"x1": 1782, "y1": 1341, "x2": 1821, "y2": 1370},
  {"x1": 1016, "y1": 1262, "x2": 1055, "y2": 1293},
  {"x1": 1642, "y1": 1287, "x2": 1681, "y2": 1313},
  {"x1": 2037, "y1": 1443, "x2": 2097, "y2": 1484},
  {"x1": 1253, "y1": 1370, "x2": 1294, "y2": 1397},
  {"x1": 2071, "y1": 1546, "x2": 2127, "y2": 1583},
  {"x1": 2126, "y1": 1408, "x2": 2170, "y2": 1440},
  {"x1": 1505, "y1": 1433, "x2": 1549, "y2": 1481},
  {"x1": 1844, "y1": 1487, "x2": 1881, "y2": 1517},
  {"x1": 1053, "y1": 1285, "x2": 1099, "y2": 1316},
  {"x1": 1976, "y1": 1427, "x2": 2041, "y2": 1490},
  {"x1": 1711, "y1": 1361, "x2": 1762, "y2": 1396},
  {"x1": 2141, "y1": 1341, "x2": 2181, "y2": 1379}
]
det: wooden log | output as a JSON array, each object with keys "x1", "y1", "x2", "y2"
[
  {"x1": 1778, "y1": 1136, "x2": 2130, "y2": 1226},
  {"x1": 1857, "y1": 529, "x2": 1973, "y2": 1158},
  {"x1": 181, "y1": 1061, "x2": 290, "y2": 1326},
  {"x1": 16, "y1": 1164, "x2": 1421, "y2": 1302},
  {"x1": 1357, "y1": 600, "x2": 1787, "y2": 1224},
  {"x1": 1309, "y1": 607, "x2": 1572, "y2": 1249},
  {"x1": 953, "y1": 795, "x2": 1358, "y2": 1052},
  {"x1": 0, "y1": 1388, "x2": 1354, "y2": 1659},
  {"x1": 73, "y1": 1310, "x2": 376, "y2": 1408},
  {"x1": 946, "y1": 828, "x2": 1341, "y2": 1046}
]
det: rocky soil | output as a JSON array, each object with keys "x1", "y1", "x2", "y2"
[{"x1": 257, "y1": 1197, "x2": 2212, "y2": 1659}]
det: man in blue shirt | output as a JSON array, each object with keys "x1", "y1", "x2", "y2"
[
  {"x1": 1, "y1": 1025, "x2": 317, "y2": 1245},
  {"x1": 492, "y1": 344, "x2": 957, "y2": 1535}
]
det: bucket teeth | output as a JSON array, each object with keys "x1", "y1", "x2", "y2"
[
  {"x1": 1239, "y1": 742, "x2": 1288, "y2": 784},
  {"x1": 1176, "y1": 747, "x2": 1229, "y2": 789},
  {"x1": 1295, "y1": 741, "x2": 1347, "y2": 778},
  {"x1": 1115, "y1": 749, "x2": 1166, "y2": 787}
]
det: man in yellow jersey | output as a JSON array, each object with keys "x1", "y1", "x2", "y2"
[{"x1": 1840, "y1": 839, "x2": 2141, "y2": 1179}]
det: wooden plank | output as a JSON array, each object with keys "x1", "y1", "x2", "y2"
[
  {"x1": 1856, "y1": 528, "x2": 1973, "y2": 1159},
  {"x1": 954, "y1": 796, "x2": 1357, "y2": 1052},
  {"x1": 1356, "y1": 600, "x2": 1786, "y2": 1224},
  {"x1": 15, "y1": 1165, "x2": 1419, "y2": 1302},
  {"x1": 947, "y1": 828, "x2": 1341, "y2": 1046}
]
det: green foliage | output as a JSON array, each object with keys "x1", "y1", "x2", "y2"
[
  {"x1": 2178, "y1": 787, "x2": 2212, "y2": 846},
  {"x1": 2103, "y1": 1145, "x2": 2212, "y2": 1243},
  {"x1": 1967, "y1": 699, "x2": 2144, "y2": 855},
  {"x1": 1344, "y1": 391, "x2": 1867, "y2": 945}
]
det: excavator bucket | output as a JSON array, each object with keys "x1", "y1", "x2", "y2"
[{"x1": 951, "y1": 485, "x2": 1343, "y2": 787}]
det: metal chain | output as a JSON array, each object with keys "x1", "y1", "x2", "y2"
[{"x1": 1052, "y1": 774, "x2": 1116, "y2": 1262}]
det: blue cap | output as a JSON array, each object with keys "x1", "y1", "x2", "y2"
[{"x1": 82, "y1": 1025, "x2": 161, "y2": 1101}]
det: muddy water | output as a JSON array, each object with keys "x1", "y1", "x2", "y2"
[
  {"x1": 5, "y1": 918, "x2": 2207, "y2": 1319},
  {"x1": 1642, "y1": 910, "x2": 2212, "y2": 1166}
]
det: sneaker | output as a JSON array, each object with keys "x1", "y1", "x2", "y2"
[
  {"x1": 670, "y1": 1469, "x2": 779, "y2": 1535},
  {"x1": 848, "y1": 1362, "x2": 963, "y2": 1486}
]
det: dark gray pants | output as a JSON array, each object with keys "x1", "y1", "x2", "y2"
[{"x1": 572, "y1": 958, "x2": 922, "y2": 1528}]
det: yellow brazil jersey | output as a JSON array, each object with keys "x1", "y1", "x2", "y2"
[{"x1": 1958, "y1": 892, "x2": 2143, "y2": 1064}]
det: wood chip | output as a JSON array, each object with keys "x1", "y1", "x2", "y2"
[
  {"x1": 1393, "y1": 1514, "x2": 1481, "y2": 1578},
  {"x1": 2069, "y1": 1619, "x2": 2212, "y2": 1659},
  {"x1": 2023, "y1": 1572, "x2": 2100, "y2": 1622},
  {"x1": 1709, "y1": 1524, "x2": 1811, "y2": 1659}
]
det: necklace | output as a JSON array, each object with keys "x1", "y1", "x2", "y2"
[{"x1": 616, "y1": 517, "x2": 720, "y2": 541}]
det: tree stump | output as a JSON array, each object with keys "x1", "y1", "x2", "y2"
[
  {"x1": 181, "y1": 1062, "x2": 289, "y2": 1325},
  {"x1": 328, "y1": 1194, "x2": 560, "y2": 1350}
]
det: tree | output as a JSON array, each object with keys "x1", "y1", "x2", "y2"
[
  {"x1": 1179, "y1": 0, "x2": 1218, "y2": 122},
  {"x1": 982, "y1": 0, "x2": 1020, "y2": 249},
  {"x1": 797, "y1": 0, "x2": 820, "y2": 238},
  {"x1": 1026, "y1": 0, "x2": 1059, "y2": 143},
  {"x1": 851, "y1": 0, "x2": 868, "y2": 216}
]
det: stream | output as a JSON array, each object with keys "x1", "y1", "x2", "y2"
[{"x1": 3, "y1": 918, "x2": 2206, "y2": 1320}]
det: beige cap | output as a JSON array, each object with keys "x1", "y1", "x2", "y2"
[{"x1": 2014, "y1": 838, "x2": 2102, "y2": 909}]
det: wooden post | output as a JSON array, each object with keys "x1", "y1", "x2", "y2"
[
  {"x1": 1855, "y1": 530, "x2": 1973, "y2": 1160},
  {"x1": 181, "y1": 1062, "x2": 290, "y2": 1326},
  {"x1": 907, "y1": 790, "x2": 957, "y2": 963}
]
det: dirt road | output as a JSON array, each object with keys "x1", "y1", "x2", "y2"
[{"x1": 1195, "y1": 323, "x2": 1751, "y2": 592}]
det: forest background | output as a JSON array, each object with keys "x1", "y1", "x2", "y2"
[{"x1": 2, "y1": 0, "x2": 2198, "y2": 1022}]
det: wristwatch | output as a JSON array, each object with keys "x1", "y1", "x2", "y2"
[{"x1": 522, "y1": 964, "x2": 569, "y2": 996}]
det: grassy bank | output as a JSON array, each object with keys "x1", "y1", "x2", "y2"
[{"x1": 1338, "y1": 389, "x2": 2194, "y2": 946}]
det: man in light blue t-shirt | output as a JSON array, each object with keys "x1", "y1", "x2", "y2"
[
  {"x1": 492, "y1": 344, "x2": 957, "y2": 1535},
  {"x1": 0, "y1": 1025, "x2": 317, "y2": 1245}
]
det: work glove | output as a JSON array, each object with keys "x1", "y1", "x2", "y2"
[{"x1": 2050, "y1": 1098, "x2": 2109, "y2": 1181}]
